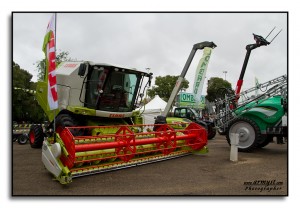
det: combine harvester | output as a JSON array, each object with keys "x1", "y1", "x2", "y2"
[
  {"x1": 30, "y1": 43, "x2": 212, "y2": 184},
  {"x1": 214, "y1": 29, "x2": 288, "y2": 152}
]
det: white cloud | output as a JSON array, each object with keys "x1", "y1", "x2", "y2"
[{"x1": 13, "y1": 12, "x2": 287, "y2": 96}]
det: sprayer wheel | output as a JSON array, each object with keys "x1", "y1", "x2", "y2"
[
  {"x1": 29, "y1": 124, "x2": 44, "y2": 148},
  {"x1": 226, "y1": 117, "x2": 261, "y2": 152},
  {"x1": 257, "y1": 136, "x2": 273, "y2": 148}
]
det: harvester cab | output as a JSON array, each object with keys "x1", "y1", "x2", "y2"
[
  {"x1": 34, "y1": 61, "x2": 152, "y2": 124},
  {"x1": 31, "y1": 46, "x2": 209, "y2": 184},
  {"x1": 77, "y1": 62, "x2": 151, "y2": 113}
]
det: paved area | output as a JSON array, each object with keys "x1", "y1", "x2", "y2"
[{"x1": 12, "y1": 134, "x2": 287, "y2": 196}]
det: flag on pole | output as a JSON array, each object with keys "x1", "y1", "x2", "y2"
[
  {"x1": 192, "y1": 47, "x2": 213, "y2": 105},
  {"x1": 42, "y1": 14, "x2": 58, "y2": 110}
]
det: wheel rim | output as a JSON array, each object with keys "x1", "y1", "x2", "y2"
[
  {"x1": 19, "y1": 135, "x2": 28, "y2": 143},
  {"x1": 229, "y1": 121, "x2": 255, "y2": 149},
  {"x1": 29, "y1": 131, "x2": 35, "y2": 144}
]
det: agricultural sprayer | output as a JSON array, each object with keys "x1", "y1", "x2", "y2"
[
  {"x1": 214, "y1": 28, "x2": 287, "y2": 152},
  {"x1": 30, "y1": 44, "x2": 209, "y2": 184}
]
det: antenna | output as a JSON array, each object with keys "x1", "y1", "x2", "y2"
[
  {"x1": 264, "y1": 26, "x2": 282, "y2": 43},
  {"x1": 269, "y1": 29, "x2": 282, "y2": 43},
  {"x1": 265, "y1": 26, "x2": 276, "y2": 39}
]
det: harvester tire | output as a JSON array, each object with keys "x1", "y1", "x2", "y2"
[
  {"x1": 208, "y1": 127, "x2": 216, "y2": 140},
  {"x1": 29, "y1": 125, "x2": 44, "y2": 148},
  {"x1": 55, "y1": 113, "x2": 82, "y2": 136},
  {"x1": 17, "y1": 134, "x2": 29, "y2": 145},
  {"x1": 226, "y1": 117, "x2": 261, "y2": 152}
]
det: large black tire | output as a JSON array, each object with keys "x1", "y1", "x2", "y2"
[
  {"x1": 55, "y1": 113, "x2": 82, "y2": 136},
  {"x1": 257, "y1": 135, "x2": 273, "y2": 148},
  {"x1": 29, "y1": 125, "x2": 44, "y2": 148},
  {"x1": 201, "y1": 120, "x2": 216, "y2": 140},
  {"x1": 208, "y1": 126, "x2": 216, "y2": 140},
  {"x1": 226, "y1": 117, "x2": 262, "y2": 152},
  {"x1": 217, "y1": 128, "x2": 227, "y2": 135},
  {"x1": 18, "y1": 134, "x2": 29, "y2": 145},
  {"x1": 195, "y1": 120, "x2": 211, "y2": 140}
]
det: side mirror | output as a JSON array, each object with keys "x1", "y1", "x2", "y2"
[
  {"x1": 148, "y1": 73, "x2": 153, "y2": 87},
  {"x1": 78, "y1": 63, "x2": 87, "y2": 76}
]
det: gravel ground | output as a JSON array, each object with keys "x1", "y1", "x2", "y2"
[{"x1": 12, "y1": 134, "x2": 287, "y2": 196}]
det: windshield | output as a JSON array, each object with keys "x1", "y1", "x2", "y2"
[
  {"x1": 85, "y1": 66, "x2": 140, "y2": 112},
  {"x1": 189, "y1": 108, "x2": 200, "y2": 118}
]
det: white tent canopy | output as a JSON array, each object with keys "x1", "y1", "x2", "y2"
[
  {"x1": 143, "y1": 95, "x2": 167, "y2": 111},
  {"x1": 141, "y1": 95, "x2": 167, "y2": 124}
]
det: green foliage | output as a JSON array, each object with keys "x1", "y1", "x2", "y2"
[
  {"x1": 13, "y1": 62, "x2": 32, "y2": 89},
  {"x1": 34, "y1": 50, "x2": 75, "y2": 81},
  {"x1": 147, "y1": 75, "x2": 189, "y2": 101},
  {"x1": 13, "y1": 62, "x2": 46, "y2": 123},
  {"x1": 13, "y1": 50, "x2": 76, "y2": 123},
  {"x1": 206, "y1": 77, "x2": 233, "y2": 102}
]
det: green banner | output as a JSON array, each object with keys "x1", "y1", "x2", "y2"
[
  {"x1": 192, "y1": 47, "x2": 212, "y2": 103},
  {"x1": 178, "y1": 93, "x2": 205, "y2": 108}
]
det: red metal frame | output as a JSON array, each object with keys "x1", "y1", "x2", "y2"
[{"x1": 57, "y1": 123, "x2": 207, "y2": 169}]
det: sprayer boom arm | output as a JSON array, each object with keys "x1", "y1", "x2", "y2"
[{"x1": 234, "y1": 30, "x2": 279, "y2": 101}]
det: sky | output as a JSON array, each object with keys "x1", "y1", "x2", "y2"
[
  {"x1": 2, "y1": 0, "x2": 300, "y2": 207},
  {"x1": 13, "y1": 12, "x2": 287, "y2": 96}
]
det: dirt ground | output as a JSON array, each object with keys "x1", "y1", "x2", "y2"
[{"x1": 11, "y1": 134, "x2": 287, "y2": 196}]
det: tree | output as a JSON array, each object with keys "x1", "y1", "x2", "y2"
[
  {"x1": 34, "y1": 50, "x2": 75, "y2": 81},
  {"x1": 206, "y1": 77, "x2": 233, "y2": 102},
  {"x1": 13, "y1": 51, "x2": 76, "y2": 123},
  {"x1": 147, "y1": 75, "x2": 189, "y2": 101},
  {"x1": 12, "y1": 62, "x2": 46, "y2": 123}
]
